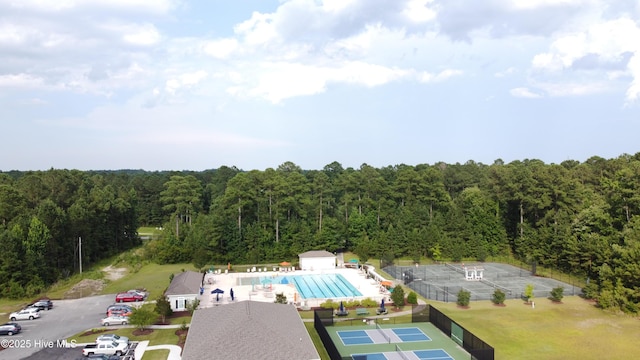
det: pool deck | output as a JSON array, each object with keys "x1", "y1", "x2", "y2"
[{"x1": 199, "y1": 267, "x2": 390, "y2": 309}]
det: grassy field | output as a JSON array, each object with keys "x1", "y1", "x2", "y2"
[
  {"x1": 434, "y1": 296, "x2": 639, "y2": 360},
  {"x1": 101, "y1": 262, "x2": 201, "y2": 300}
]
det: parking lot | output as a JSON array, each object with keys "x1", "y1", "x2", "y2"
[{"x1": 0, "y1": 294, "x2": 115, "y2": 360}]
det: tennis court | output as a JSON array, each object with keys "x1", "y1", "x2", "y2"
[
  {"x1": 326, "y1": 321, "x2": 470, "y2": 360},
  {"x1": 352, "y1": 347, "x2": 454, "y2": 360},
  {"x1": 338, "y1": 327, "x2": 431, "y2": 345}
]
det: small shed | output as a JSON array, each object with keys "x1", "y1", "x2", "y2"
[
  {"x1": 299, "y1": 250, "x2": 336, "y2": 271},
  {"x1": 165, "y1": 271, "x2": 203, "y2": 311}
]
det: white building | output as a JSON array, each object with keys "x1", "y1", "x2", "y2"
[
  {"x1": 165, "y1": 271, "x2": 203, "y2": 311},
  {"x1": 298, "y1": 250, "x2": 336, "y2": 271}
]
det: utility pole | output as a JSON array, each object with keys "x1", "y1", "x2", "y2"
[{"x1": 79, "y1": 237, "x2": 82, "y2": 274}]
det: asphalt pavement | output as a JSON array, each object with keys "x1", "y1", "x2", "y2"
[{"x1": 0, "y1": 294, "x2": 115, "y2": 360}]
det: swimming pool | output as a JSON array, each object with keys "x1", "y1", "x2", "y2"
[{"x1": 239, "y1": 273, "x2": 362, "y2": 299}]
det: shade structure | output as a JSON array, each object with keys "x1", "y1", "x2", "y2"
[
  {"x1": 279, "y1": 261, "x2": 291, "y2": 266},
  {"x1": 381, "y1": 281, "x2": 393, "y2": 287},
  {"x1": 211, "y1": 288, "x2": 224, "y2": 301},
  {"x1": 230, "y1": 288, "x2": 234, "y2": 301},
  {"x1": 349, "y1": 259, "x2": 359, "y2": 263}
]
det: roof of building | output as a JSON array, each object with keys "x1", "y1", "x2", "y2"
[
  {"x1": 165, "y1": 271, "x2": 203, "y2": 296},
  {"x1": 181, "y1": 301, "x2": 320, "y2": 360},
  {"x1": 298, "y1": 250, "x2": 335, "y2": 258}
]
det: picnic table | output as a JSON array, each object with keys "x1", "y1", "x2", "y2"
[{"x1": 356, "y1": 308, "x2": 369, "y2": 316}]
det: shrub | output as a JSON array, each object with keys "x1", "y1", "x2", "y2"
[
  {"x1": 406, "y1": 291, "x2": 418, "y2": 305},
  {"x1": 274, "y1": 293, "x2": 287, "y2": 304},
  {"x1": 360, "y1": 298, "x2": 378, "y2": 307},
  {"x1": 549, "y1": 287, "x2": 564, "y2": 302},
  {"x1": 345, "y1": 299, "x2": 360, "y2": 308},
  {"x1": 320, "y1": 299, "x2": 337, "y2": 309},
  {"x1": 390, "y1": 285, "x2": 405, "y2": 309},
  {"x1": 492, "y1": 289, "x2": 506, "y2": 305},
  {"x1": 457, "y1": 289, "x2": 471, "y2": 307},
  {"x1": 524, "y1": 284, "x2": 534, "y2": 303}
]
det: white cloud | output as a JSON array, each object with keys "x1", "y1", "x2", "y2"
[
  {"x1": 165, "y1": 70, "x2": 208, "y2": 95},
  {"x1": 403, "y1": 0, "x2": 437, "y2": 23},
  {"x1": 419, "y1": 69, "x2": 462, "y2": 83},
  {"x1": 510, "y1": 87, "x2": 542, "y2": 98},
  {"x1": 0, "y1": 73, "x2": 45, "y2": 89},
  {"x1": 121, "y1": 23, "x2": 161, "y2": 46},
  {"x1": 531, "y1": 16, "x2": 640, "y2": 101},
  {"x1": 495, "y1": 67, "x2": 517, "y2": 77},
  {"x1": 203, "y1": 38, "x2": 239, "y2": 59}
]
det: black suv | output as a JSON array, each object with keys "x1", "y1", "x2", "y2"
[{"x1": 30, "y1": 299, "x2": 53, "y2": 311}]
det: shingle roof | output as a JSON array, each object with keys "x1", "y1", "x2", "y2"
[
  {"x1": 181, "y1": 301, "x2": 320, "y2": 360},
  {"x1": 165, "y1": 271, "x2": 203, "y2": 296},
  {"x1": 298, "y1": 250, "x2": 335, "y2": 258}
]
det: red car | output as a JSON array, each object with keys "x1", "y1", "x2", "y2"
[{"x1": 115, "y1": 292, "x2": 144, "y2": 303}]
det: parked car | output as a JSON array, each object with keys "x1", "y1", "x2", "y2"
[
  {"x1": 29, "y1": 299, "x2": 53, "y2": 311},
  {"x1": 97, "y1": 333, "x2": 129, "y2": 345},
  {"x1": 0, "y1": 322, "x2": 21, "y2": 336},
  {"x1": 115, "y1": 292, "x2": 144, "y2": 303},
  {"x1": 106, "y1": 304, "x2": 133, "y2": 317},
  {"x1": 9, "y1": 308, "x2": 40, "y2": 321},
  {"x1": 75, "y1": 355, "x2": 120, "y2": 360},
  {"x1": 100, "y1": 315, "x2": 129, "y2": 326},
  {"x1": 82, "y1": 341, "x2": 128, "y2": 357},
  {"x1": 127, "y1": 289, "x2": 148, "y2": 299}
]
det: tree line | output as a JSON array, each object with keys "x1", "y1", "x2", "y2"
[{"x1": 2, "y1": 154, "x2": 640, "y2": 312}]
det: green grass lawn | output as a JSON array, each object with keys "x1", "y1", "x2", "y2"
[
  {"x1": 101, "y1": 262, "x2": 201, "y2": 300},
  {"x1": 434, "y1": 296, "x2": 639, "y2": 360}
]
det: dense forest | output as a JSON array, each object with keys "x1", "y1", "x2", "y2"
[{"x1": 1, "y1": 154, "x2": 640, "y2": 313}]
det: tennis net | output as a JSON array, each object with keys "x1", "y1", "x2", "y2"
[
  {"x1": 395, "y1": 344, "x2": 411, "y2": 360},
  {"x1": 375, "y1": 322, "x2": 391, "y2": 344}
]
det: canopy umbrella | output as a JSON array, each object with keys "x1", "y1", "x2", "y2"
[
  {"x1": 279, "y1": 261, "x2": 291, "y2": 266},
  {"x1": 230, "y1": 288, "x2": 234, "y2": 301},
  {"x1": 211, "y1": 288, "x2": 224, "y2": 301},
  {"x1": 348, "y1": 259, "x2": 359, "y2": 263},
  {"x1": 281, "y1": 277, "x2": 289, "y2": 285},
  {"x1": 380, "y1": 298, "x2": 385, "y2": 310},
  {"x1": 381, "y1": 281, "x2": 393, "y2": 287},
  {"x1": 339, "y1": 301, "x2": 345, "y2": 313}
]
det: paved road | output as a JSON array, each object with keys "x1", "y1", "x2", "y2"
[{"x1": 0, "y1": 294, "x2": 115, "y2": 360}]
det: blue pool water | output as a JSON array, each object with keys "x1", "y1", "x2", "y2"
[{"x1": 240, "y1": 273, "x2": 362, "y2": 299}]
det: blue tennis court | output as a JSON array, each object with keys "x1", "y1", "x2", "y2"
[
  {"x1": 338, "y1": 327, "x2": 431, "y2": 345},
  {"x1": 352, "y1": 348, "x2": 454, "y2": 360},
  {"x1": 392, "y1": 327, "x2": 431, "y2": 342}
]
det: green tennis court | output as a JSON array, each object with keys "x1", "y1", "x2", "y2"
[{"x1": 326, "y1": 321, "x2": 470, "y2": 360}]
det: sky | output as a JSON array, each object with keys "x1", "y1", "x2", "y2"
[{"x1": 1, "y1": 0, "x2": 639, "y2": 172}]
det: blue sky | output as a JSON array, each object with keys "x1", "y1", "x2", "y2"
[{"x1": 1, "y1": 0, "x2": 639, "y2": 171}]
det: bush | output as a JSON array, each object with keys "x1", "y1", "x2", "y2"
[
  {"x1": 523, "y1": 284, "x2": 534, "y2": 303},
  {"x1": 457, "y1": 289, "x2": 471, "y2": 307},
  {"x1": 360, "y1": 298, "x2": 378, "y2": 307},
  {"x1": 406, "y1": 291, "x2": 418, "y2": 305},
  {"x1": 582, "y1": 282, "x2": 598, "y2": 299},
  {"x1": 345, "y1": 299, "x2": 360, "y2": 308},
  {"x1": 320, "y1": 299, "x2": 338, "y2": 309},
  {"x1": 549, "y1": 287, "x2": 564, "y2": 302},
  {"x1": 390, "y1": 285, "x2": 405, "y2": 309},
  {"x1": 274, "y1": 293, "x2": 287, "y2": 304},
  {"x1": 491, "y1": 289, "x2": 506, "y2": 305}
]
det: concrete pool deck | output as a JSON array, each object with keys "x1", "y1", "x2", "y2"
[{"x1": 199, "y1": 267, "x2": 391, "y2": 308}]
